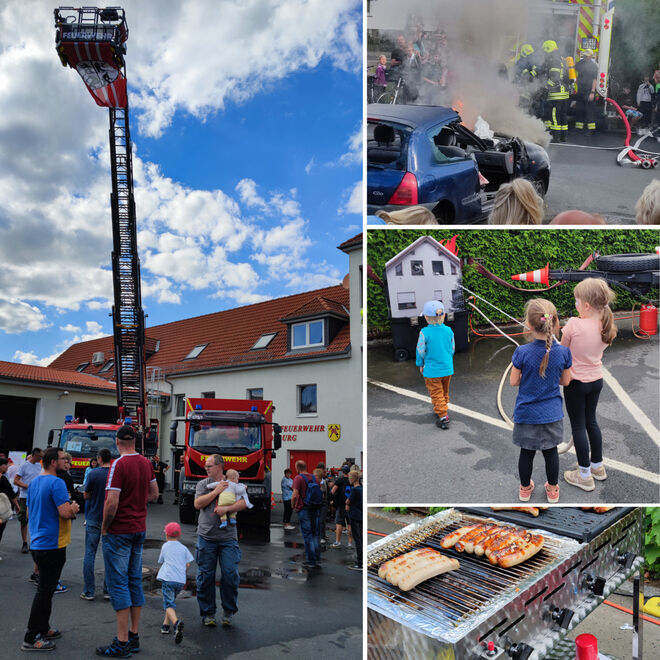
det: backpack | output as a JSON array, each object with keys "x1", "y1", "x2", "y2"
[{"x1": 302, "y1": 474, "x2": 323, "y2": 509}]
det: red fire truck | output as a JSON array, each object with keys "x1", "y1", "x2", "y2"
[{"x1": 170, "y1": 398, "x2": 281, "y2": 532}]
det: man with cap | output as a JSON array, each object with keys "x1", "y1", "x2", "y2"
[
  {"x1": 574, "y1": 49, "x2": 599, "y2": 135},
  {"x1": 416, "y1": 300, "x2": 455, "y2": 429},
  {"x1": 330, "y1": 464, "x2": 353, "y2": 549}
]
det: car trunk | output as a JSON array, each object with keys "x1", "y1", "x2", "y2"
[{"x1": 367, "y1": 165, "x2": 407, "y2": 207}]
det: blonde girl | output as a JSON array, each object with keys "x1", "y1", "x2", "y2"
[
  {"x1": 560, "y1": 278, "x2": 617, "y2": 491},
  {"x1": 488, "y1": 178, "x2": 544, "y2": 225},
  {"x1": 510, "y1": 299, "x2": 572, "y2": 503}
]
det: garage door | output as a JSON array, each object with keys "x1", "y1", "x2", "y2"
[
  {"x1": 289, "y1": 450, "x2": 326, "y2": 474},
  {"x1": 0, "y1": 394, "x2": 37, "y2": 454}
]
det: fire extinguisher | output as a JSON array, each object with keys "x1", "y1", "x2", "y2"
[{"x1": 640, "y1": 303, "x2": 658, "y2": 336}]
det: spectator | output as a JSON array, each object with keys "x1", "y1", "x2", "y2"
[
  {"x1": 488, "y1": 179, "x2": 544, "y2": 225},
  {"x1": 150, "y1": 454, "x2": 169, "y2": 504},
  {"x1": 281, "y1": 468, "x2": 295, "y2": 530},
  {"x1": 375, "y1": 206, "x2": 438, "y2": 225},
  {"x1": 57, "y1": 452, "x2": 76, "y2": 502},
  {"x1": 14, "y1": 448, "x2": 43, "y2": 553},
  {"x1": 291, "y1": 460, "x2": 322, "y2": 569},
  {"x1": 83, "y1": 457, "x2": 99, "y2": 489},
  {"x1": 6, "y1": 455, "x2": 20, "y2": 496},
  {"x1": 635, "y1": 179, "x2": 660, "y2": 224},
  {"x1": 345, "y1": 470, "x2": 363, "y2": 572},
  {"x1": 157, "y1": 522, "x2": 193, "y2": 644},
  {"x1": 330, "y1": 465, "x2": 353, "y2": 549},
  {"x1": 390, "y1": 34, "x2": 407, "y2": 70},
  {"x1": 636, "y1": 75, "x2": 654, "y2": 127},
  {"x1": 549, "y1": 210, "x2": 606, "y2": 225},
  {"x1": 194, "y1": 454, "x2": 245, "y2": 628},
  {"x1": 21, "y1": 447, "x2": 79, "y2": 652},
  {"x1": 374, "y1": 54, "x2": 388, "y2": 99},
  {"x1": 97, "y1": 425, "x2": 158, "y2": 657},
  {"x1": 81, "y1": 448, "x2": 112, "y2": 601},
  {"x1": 313, "y1": 467, "x2": 329, "y2": 545},
  {"x1": 0, "y1": 457, "x2": 19, "y2": 554}
]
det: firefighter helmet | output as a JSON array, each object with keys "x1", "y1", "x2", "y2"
[
  {"x1": 542, "y1": 40, "x2": 558, "y2": 53},
  {"x1": 521, "y1": 44, "x2": 534, "y2": 57},
  {"x1": 581, "y1": 48, "x2": 594, "y2": 58}
]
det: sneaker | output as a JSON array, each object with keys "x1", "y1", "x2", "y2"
[
  {"x1": 126, "y1": 632, "x2": 140, "y2": 654},
  {"x1": 54, "y1": 582, "x2": 68, "y2": 594},
  {"x1": 95, "y1": 638, "x2": 132, "y2": 657},
  {"x1": 229, "y1": 518, "x2": 237, "y2": 524},
  {"x1": 284, "y1": 524, "x2": 295, "y2": 530},
  {"x1": 218, "y1": 521, "x2": 227, "y2": 529},
  {"x1": 45, "y1": 631, "x2": 61, "y2": 640},
  {"x1": 174, "y1": 620, "x2": 184, "y2": 644},
  {"x1": 544, "y1": 482, "x2": 560, "y2": 504},
  {"x1": 22, "y1": 542, "x2": 29, "y2": 554},
  {"x1": 29, "y1": 573, "x2": 39, "y2": 584},
  {"x1": 519, "y1": 479, "x2": 535, "y2": 502},
  {"x1": 104, "y1": 592, "x2": 111, "y2": 601},
  {"x1": 80, "y1": 593, "x2": 94, "y2": 601},
  {"x1": 160, "y1": 625, "x2": 170, "y2": 635},
  {"x1": 591, "y1": 465, "x2": 607, "y2": 481},
  {"x1": 348, "y1": 564, "x2": 362, "y2": 571},
  {"x1": 221, "y1": 612, "x2": 232, "y2": 627},
  {"x1": 347, "y1": 543, "x2": 354, "y2": 549},
  {"x1": 330, "y1": 541, "x2": 342, "y2": 549},
  {"x1": 557, "y1": 439, "x2": 574, "y2": 454},
  {"x1": 563, "y1": 469, "x2": 595, "y2": 492},
  {"x1": 202, "y1": 616, "x2": 216, "y2": 627},
  {"x1": 21, "y1": 635, "x2": 56, "y2": 652},
  {"x1": 435, "y1": 416, "x2": 449, "y2": 430},
  {"x1": 302, "y1": 561, "x2": 318, "y2": 569}
]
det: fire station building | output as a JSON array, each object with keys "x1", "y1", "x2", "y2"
[{"x1": 8, "y1": 234, "x2": 362, "y2": 490}]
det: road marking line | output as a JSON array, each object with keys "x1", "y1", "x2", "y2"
[
  {"x1": 602, "y1": 367, "x2": 660, "y2": 448},
  {"x1": 368, "y1": 379, "x2": 511, "y2": 430},
  {"x1": 369, "y1": 378, "x2": 659, "y2": 486}
]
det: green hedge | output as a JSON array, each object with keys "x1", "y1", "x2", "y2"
[{"x1": 367, "y1": 229, "x2": 659, "y2": 332}]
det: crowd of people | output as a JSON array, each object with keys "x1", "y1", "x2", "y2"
[
  {"x1": 0, "y1": 435, "x2": 364, "y2": 654},
  {"x1": 416, "y1": 276, "x2": 620, "y2": 503}
]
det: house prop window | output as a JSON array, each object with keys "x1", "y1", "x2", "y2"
[
  {"x1": 397, "y1": 291, "x2": 416, "y2": 310},
  {"x1": 292, "y1": 320, "x2": 324, "y2": 349},
  {"x1": 450, "y1": 263, "x2": 457, "y2": 275},
  {"x1": 411, "y1": 260, "x2": 424, "y2": 276},
  {"x1": 432, "y1": 261, "x2": 444, "y2": 275},
  {"x1": 433, "y1": 290, "x2": 443, "y2": 302},
  {"x1": 298, "y1": 384, "x2": 317, "y2": 415},
  {"x1": 394, "y1": 263, "x2": 403, "y2": 276}
]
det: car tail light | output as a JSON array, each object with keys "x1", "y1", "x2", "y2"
[{"x1": 389, "y1": 172, "x2": 418, "y2": 205}]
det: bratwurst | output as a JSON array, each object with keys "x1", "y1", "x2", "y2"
[{"x1": 378, "y1": 547, "x2": 460, "y2": 591}]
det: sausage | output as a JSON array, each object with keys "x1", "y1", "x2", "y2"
[
  {"x1": 491, "y1": 507, "x2": 540, "y2": 517},
  {"x1": 440, "y1": 524, "x2": 480, "y2": 549},
  {"x1": 491, "y1": 534, "x2": 544, "y2": 567},
  {"x1": 379, "y1": 548, "x2": 460, "y2": 591}
]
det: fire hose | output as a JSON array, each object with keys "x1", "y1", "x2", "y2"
[{"x1": 606, "y1": 98, "x2": 658, "y2": 169}]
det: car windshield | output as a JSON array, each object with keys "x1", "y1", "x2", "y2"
[
  {"x1": 189, "y1": 421, "x2": 261, "y2": 455},
  {"x1": 60, "y1": 429, "x2": 119, "y2": 457},
  {"x1": 367, "y1": 121, "x2": 409, "y2": 170}
]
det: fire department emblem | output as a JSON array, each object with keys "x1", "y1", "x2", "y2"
[{"x1": 328, "y1": 424, "x2": 341, "y2": 442}]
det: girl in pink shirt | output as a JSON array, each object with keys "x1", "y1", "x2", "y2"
[{"x1": 560, "y1": 279, "x2": 617, "y2": 491}]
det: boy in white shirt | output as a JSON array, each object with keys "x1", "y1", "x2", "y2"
[{"x1": 157, "y1": 522, "x2": 194, "y2": 644}]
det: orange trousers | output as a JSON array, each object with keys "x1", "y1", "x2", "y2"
[{"x1": 424, "y1": 376, "x2": 452, "y2": 418}]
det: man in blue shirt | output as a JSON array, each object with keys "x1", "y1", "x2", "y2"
[
  {"x1": 81, "y1": 448, "x2": 112, "y2": 601},
  {"x1": 22, "y1": 447, "x2": 79, "y2": 652}
]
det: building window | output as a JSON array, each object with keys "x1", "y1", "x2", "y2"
[
  {"x1": 76, "y1": 362, "x2": 89, "y2": 372},
  {"x1": 99, "y1": 359, "x2": 114, "y2": 373},
  {"x1": 184, "y1": 344, "x2": 207, "y2": 360},
  {"x1": 291, "y1": 320, "x2": 324, "y2": 349},
  {"x1": 394, "y1": 263, "x2": 403, "y2": 276},
  {"x1": 251, "y1": 333, "x2": 276, "y2": 350},
  {"x1": 298, "y1": 384, "x2": 317, "y2": 415},
  {"x1": 411, "y1": 260, "x2": 424, "y2": 276},
  {"x1": 175, "y1": 394, "x2": 186, "y2": 417},
  {"x1": 433, "y1": 290, "x2": 443, "y2": 302},
  {"x1": 247, "y1": 388, "x2": 263, "y2": 400},
  {"x1": 397, "y1": 291, "x2": 416, "y2": 310},
  {"x1": 201, "y1": 391, "x2": 215, "y2": 399},
  {"x1": 432, "y1": 260, "x2": 444, "y2": 275},
  {"x1": 450, "y1": 263, "x2": 457, "y2": 275}
]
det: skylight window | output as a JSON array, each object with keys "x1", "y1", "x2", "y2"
[
  {"x1": 99, "y1": 359, "x2": 114, "y2": 373},
  {"x1": 184, "y1": 344, "x2": 208, "y2": 360},
  {"x1": 251, "y1": 333, "x2": 277, "y2": 350},
  {"x1": 76, "y1": 362, "x2": 89, "y2": 372}
]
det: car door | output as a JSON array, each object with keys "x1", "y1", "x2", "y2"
[{"x1": 366, "y1": 120, "x2": 410, "y2": 208}]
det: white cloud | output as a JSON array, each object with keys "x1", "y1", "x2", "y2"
[
  {"x1": 338, "y1": 122, "x2": 363, "y2": 167},
  {"x1": 305, "y1": 157, "x2": 315, "y2": 174},
  {"x1": 339, "y1": 180, "x2": 362, "y2": 215},
  {"x1": 13, "y1": 349, "x2": 64, "y2": 367},
  {"x1": 60, "y1": 324, "x2": 81, "y2": 333},
  {"x1": 0, "y1": 297, "x2": 50, "y2": 334}
]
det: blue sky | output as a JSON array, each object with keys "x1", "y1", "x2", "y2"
[{"x1": 0, "y1": 0, "x2": 363, "y2": 365}]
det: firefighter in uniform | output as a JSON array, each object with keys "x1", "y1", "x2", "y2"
[
  {"x1": 574, "y1": 48, "x2": 598, "y2": 134},
  {"x1": 513, "y1": 44, "x2": 538, "y2": 114},
  {"x1": 539, "y1": 40, "x2": 569, "y2": 142}
]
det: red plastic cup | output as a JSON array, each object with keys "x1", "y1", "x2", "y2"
[{"x1": 575, "y1": 634, "x2": 599, "y2": 660}]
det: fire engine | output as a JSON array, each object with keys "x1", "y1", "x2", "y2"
[
  {"x1": 47, "y1": 7, "x2": 157, "y2": 470},
  {"x1": 170, "y1": 398, "x2": 282, "y2": 532}
]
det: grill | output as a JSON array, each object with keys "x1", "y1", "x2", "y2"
[{"x1": 367, "y1": 508, "x2": 645, "y2": 660}]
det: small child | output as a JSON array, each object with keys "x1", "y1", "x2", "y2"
[
  {"x1": 510, "y1": 299, "x2": 572, "y2": 503},
  {"x1": 374, "y1": 54, "x2": 388, "y2": 97},
  {"x1": 560, "y1": 278, "x2": 617, "y2": 491},
  {"x1": 416, "y1": 300, "x2": 455, "y2": 429},
  {"x1": 209, "y1": 469, "x2": 253, "y2": 528},
  {"x1": 157, "y1": 522, "x2": 194, "y2": 644}
]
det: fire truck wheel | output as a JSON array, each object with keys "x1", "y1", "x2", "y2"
[
  {"x1": 596, "y1": 253, "x2": 659, "y2": 273},
  {"x1": 394, "y1": 348, "x2": 410, "y2": 362}
]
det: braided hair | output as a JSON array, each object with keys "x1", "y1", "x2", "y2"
[{"x1": 524, "y1": 298, "x2": 560, "y2": 378}]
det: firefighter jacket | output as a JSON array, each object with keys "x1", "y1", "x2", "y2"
[
  {"x1": 540, "y1": 50, "x2": 569, "y2": 101},
  {"x1": 575, "y1": 58, "x2": 598, "y2": 97},
  {"x1": 514, "y1": 54, "x2": 537, "y2": 85}
]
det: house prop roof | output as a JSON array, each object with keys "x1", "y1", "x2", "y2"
[
  {"x1": 49, "y1": 284, "x2": 351, "y2": 380},
  {"x1": 385, "y1": 235, "x2": 461, "y2": 270},
  {"x1": 0, "y1": 361, "x2": 116, "y2": 393}
]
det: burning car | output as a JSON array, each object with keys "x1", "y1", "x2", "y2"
[{"x1": 367, "y1": 104, "x2": 551, "y2": 223}]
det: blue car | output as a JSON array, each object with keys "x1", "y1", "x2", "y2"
[{"x1": 367, "y1": 104, "x2": 551, "y2": 223}]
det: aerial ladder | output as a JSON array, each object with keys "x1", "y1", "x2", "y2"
[{"x1": 54, "y1": 6, "x2": 155, "y2": 454}]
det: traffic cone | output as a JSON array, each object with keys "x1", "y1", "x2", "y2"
[
  {"x1": 511, "y1": 263, "x2": 549, "y2": 286},
  {"x1": 271, "y1": 493, "x2": 276, "y2": 509}
]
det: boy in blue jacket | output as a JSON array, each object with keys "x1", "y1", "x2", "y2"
[{"x1": 416, "y1": 300, "x2": 455, "y2": 429}]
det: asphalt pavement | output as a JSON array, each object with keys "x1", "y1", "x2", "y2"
[
  {"x1": 367, "y1": 318, "x2": 660, "y2": 504},
  {"x1": 366, "y1": 509, "x2": 660, "y2": 659},
  {"x1": 0, "y1": 495, "x2": 361, "y2": 659},
  {"x1": 543, "y1": 129, "x2": 660, "y2": 224}
]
